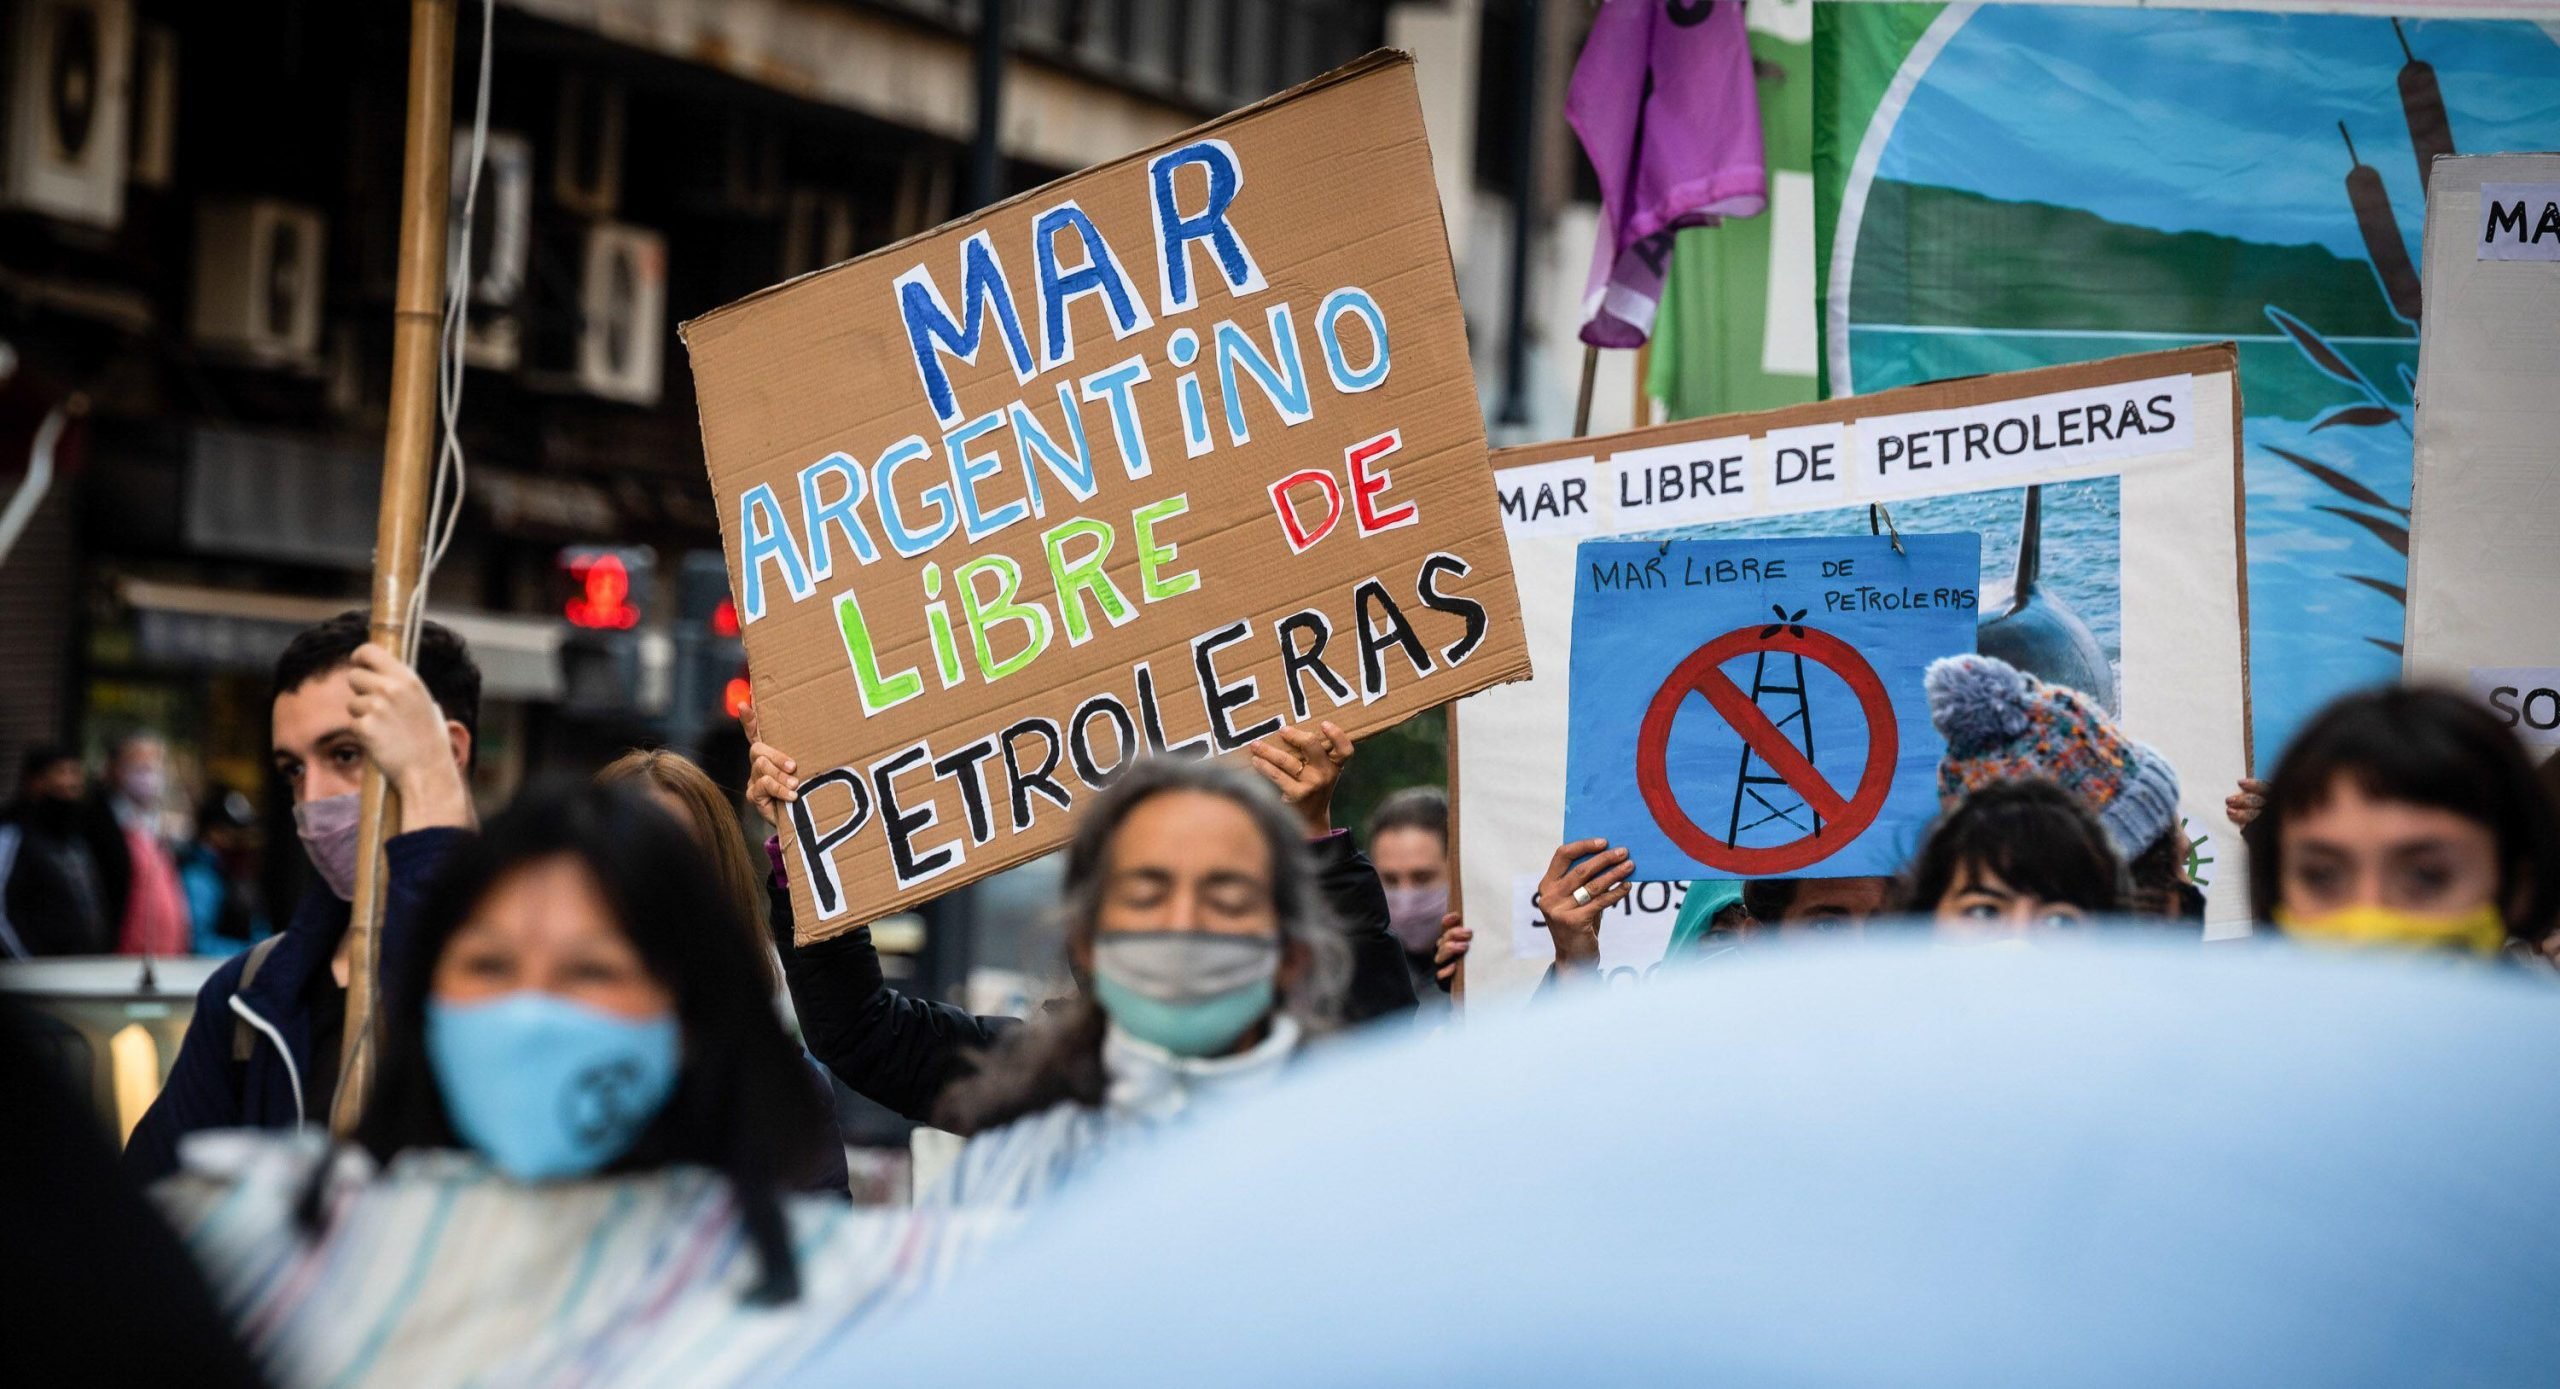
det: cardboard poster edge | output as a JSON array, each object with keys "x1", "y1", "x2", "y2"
[{"x1": 2224, "y1": 360, "x2": 2255, "y2": 773}]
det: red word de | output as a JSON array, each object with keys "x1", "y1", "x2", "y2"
[{"x1": 1265, "y1": 429, "x2": 1419, "y2": 555}]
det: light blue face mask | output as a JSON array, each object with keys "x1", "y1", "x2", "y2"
[
  {"x1": 1091, "y1": 931, "x2": 1281, "y2": 1059},
  {"x1": 425, "y1": 992, "x2": 681, "y2": 1182}
]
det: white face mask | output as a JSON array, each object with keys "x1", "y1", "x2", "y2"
[{"x1": 294, "y1": 792, "x2": 363, "y2": 901}]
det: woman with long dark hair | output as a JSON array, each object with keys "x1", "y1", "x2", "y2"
[
  {"x1": 2247, "y1": 686, "x2": 2560, "y2": 957},
  {"x1": 597, "y1": 747, "x2": 855, "y2": 1197},
  {"x1": 923, "y1": 757, "x2": 1350, "y2": 1207},
  {"x1": 154, "y1": 784, "x2": 1011, "y2": 1383}
]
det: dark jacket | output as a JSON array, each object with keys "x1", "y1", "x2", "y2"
[
  {"x1": 121, "y1": 828, "x2": 465, "y2": 1186},
  {"x1": 1311, "y1": 829, "x2": 1418, "y2": 1024},
  {"x1": 767, "y1": 883, "x2": 1013, "y2": 1125},
  {"x1": 0, "y1": 801, "x2": 112, "y2": 957},
  {"x1": 771, "y1": 828, "x2": 1416, "y2": 1125},
  {"x1": 79, "y1": 792, "x2": 135, "y2": 938}
]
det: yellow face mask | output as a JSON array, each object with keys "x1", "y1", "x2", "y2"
[{"x1": 2273, "y1": 903, "x2": 2507, "y2": 957}]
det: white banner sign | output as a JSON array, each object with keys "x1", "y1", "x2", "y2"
[
  {"x1": 2409, "y1": 158, "x2": 2560, "y2": 706},
  {"x1": 1457, "y1": 347, "x2": 2255, "y2": 1009}
]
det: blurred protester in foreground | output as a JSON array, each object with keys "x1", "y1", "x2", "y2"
[
  {"x1": 600, "y1": 747, "x2": 852, "y2": 1197},
  {"x1": 1927, "y1": 654, "x2": 2202, "y2": 923},
  {"x1": 1899, "y1": 781, "x2": 2128, "y2": 939},
  {"x1": 181, "y1": 786, "x2": 271, "y2": 958},
  {"x1": 816, "y1": 942, "x2": 2560, "y2": 1385},
  {"x1": 2247, "y1": 686, "x2": 2560, "y2": 959},
  {"x1": 156, "y1": 785, "x2": 1012, "y2": 1384},
  {"x1": 1366, "y1": 785, "x2": 1452, "y2": 1002},
  {"x1": 0, "y1": 744, "x2": 110, "y2": 956},
  {"x1": 744, "y1": 715, "x2": 1410, "y2": 1126},
  {"x1": 0, "y1": 1000, "x2": 264, "y2": 1388},
  {"x1": 924, "y1": 759, "x2": 1349, "y2": 1207},
  {"x1": 124, "y1": 616, "x2": 478, "y2": 1184},
  {"x1": 94, "y1": 732, "x2": 190, "y2": 957}
]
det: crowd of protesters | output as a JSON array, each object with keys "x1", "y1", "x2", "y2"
[
  {"x1": 6, "y1": 604, "x2": 2558, "y2": 1385},
  {"x1": 1, "y1": 733, "x2": 204, "y2": 959}
]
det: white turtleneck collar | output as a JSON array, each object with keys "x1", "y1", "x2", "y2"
[{"x1": 1102, "y1": 1013, "x2": 1302, "y2": 1123}]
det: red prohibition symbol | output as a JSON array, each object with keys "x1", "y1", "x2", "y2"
[{"x1": 1634, "y1": 623, "x2": 1898, "y2": 875}]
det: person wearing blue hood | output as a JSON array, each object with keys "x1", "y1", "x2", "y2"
[{"x1": 122, "y1": 613, "x2": 479, "y2": 1184}]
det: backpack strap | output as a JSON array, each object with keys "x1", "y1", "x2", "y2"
[{"x1": 230, "y1": 934, "x2": 287, "y2": 1063}]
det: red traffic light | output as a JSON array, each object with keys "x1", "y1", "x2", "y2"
[
  {"x1": 710, "y1": 596, "x2": 740, "y2": 638},
  {"x1": 562, "y1": 550, "x2": 643, "y2": 630}
]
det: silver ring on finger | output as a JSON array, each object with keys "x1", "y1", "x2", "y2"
[{"x1": 1571, "y1": 885, "x2": 1592, "y2": 906}]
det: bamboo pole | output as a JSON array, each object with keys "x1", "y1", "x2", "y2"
[
  {"x1": 1631, "y1": 339, "x2": 1652, "y2": 427},
  {"x1": 335, "y1": 0, "x2": 458, "y2": 1137},
  {"x1": 1572, "y1": 344, "x2": 1598, "y2": 439}
]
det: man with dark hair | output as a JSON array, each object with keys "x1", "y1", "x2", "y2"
[
  {"x1": 0, "y1": 744, "x2": 111, "y2": 957},
  {"x1": 123, "y1": 613, "x2": 479, "y2": 1183}
]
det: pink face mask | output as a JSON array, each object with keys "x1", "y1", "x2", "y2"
[
  {"x1": 294, "y1": 792, "x2": 363, "y2": 901},
  {"x1": 1385, "y1": 884, "x2": 1450, "y2": 954}
]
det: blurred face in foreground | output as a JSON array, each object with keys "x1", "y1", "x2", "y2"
[
  {"x1": 2274, "y1": 776, "x2": 2503, "y2": 953},
  {"x1": 424, "y1": 854, "x2": 684, "y2": 1182},
  {"x1": 434, "y1": 856, "x2": 674, "y2": 1020}
]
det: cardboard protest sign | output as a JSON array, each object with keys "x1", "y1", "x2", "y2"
[
  {"x1": 684, "y1": 52, "x2": 1531, "y2": 940},
  {"x1": 2406, "y1": 155, "x2": 2560, "y2": 748},
  {"x1": 1564, "y1": 534, "x2": 1978, "y2": 880},
  {"x1": 1460, "y1": 345, "x2": 2254, "y2": 1003}
]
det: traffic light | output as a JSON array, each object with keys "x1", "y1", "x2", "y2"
[
  {"x1": 558, "y1": 546, "x2": 649, "y2": 630},
  {"x1": 555, "y1": 546, "x2": 653, "y2": 712},
  {"x1": 669, "y1": 550, "x2": 746, "y2": 750}
]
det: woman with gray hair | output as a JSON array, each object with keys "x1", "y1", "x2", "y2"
[{"x1": 921, "y1": 756, "x2": 1351, "y2": 1207}]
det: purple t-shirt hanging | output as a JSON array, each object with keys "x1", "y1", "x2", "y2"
[{"x1": 1567, "y1": 0, "x2": 1768, "y2": 349}]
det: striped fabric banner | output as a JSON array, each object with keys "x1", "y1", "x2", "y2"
[{"x1": 157, "y1": 1133, "x2": 1018, "y2": 1387}]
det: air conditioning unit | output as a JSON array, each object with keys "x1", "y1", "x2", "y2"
[
  {"x1": 780, "y1": 187, "x2": 854, "y2": 280},
  {"x1": 126, "y1": 19, "x2": 173, "y2": 189},
  {"x1": 551, "y1": 73, "x2": 624, "y2": 217},
  {"x1": 453, "y1": 130, "x2": 532, "y2": 306},
  {"x1": 190, "y1": 199, "x2": 326, "y2": 367},
  {"x1": 461, "y1": 312, "x2": 521, "y2": 372},
  {"x1": 3, "y1": 0, "x2": 133, "y2": 227},
  {"x1": 582, "y1": 224, "x2": 664, "y2": 403},
  {"x1": 683, "y1": 110, "x2": 783, "y2": 218},
  {"x1": 530, "y1": 222, "x2": 664, "y2": 404}
]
